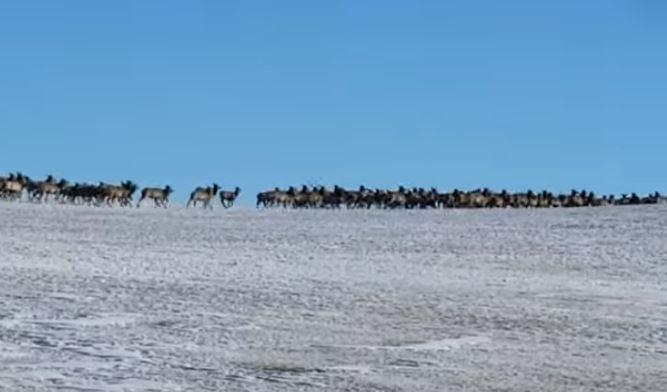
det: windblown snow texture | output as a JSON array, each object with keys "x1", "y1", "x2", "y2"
[{"x1": 0, "y1": 203, "x2": 666, "y2": 391}]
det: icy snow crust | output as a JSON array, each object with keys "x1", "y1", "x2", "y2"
[{"x1": 0, "y1": 203, "x2": 665, "y2": 391}]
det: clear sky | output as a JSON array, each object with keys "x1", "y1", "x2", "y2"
[{"x1": 1, "y1": 1, "x2": 665, "y2": 203}]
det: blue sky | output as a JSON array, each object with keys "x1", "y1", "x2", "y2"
[{"x1": 1, "y1": 1, "x2": 665, "y2": 203}]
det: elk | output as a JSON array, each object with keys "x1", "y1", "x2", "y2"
[
  {"x1": 187, "y1": 184, "x2": 220, "y2": 209},
  {"x1": 219, "y1": 187, "x2": 241, "y2": 208},
  {"x1": 137, "y1": 185, "x2": 174, "y2": 208}
]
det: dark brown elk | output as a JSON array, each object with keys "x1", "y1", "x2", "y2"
[{"x1": 219, "y1": 187, "x2": 241, "y2": 208}]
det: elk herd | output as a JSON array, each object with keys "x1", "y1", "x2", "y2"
[
  {"x1": 256, "y1": 185, "x2": 665, "y2": 209},
  {"x1": 0, "y1": 172, "x2": 240, "y2": 209},
  {"x1": 1, "y1": 172, "x2": 663, "y2": 210}
]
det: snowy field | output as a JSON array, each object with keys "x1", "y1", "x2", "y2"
[{"x1": 0, "y1": 202, "x2": 665, "y2": 391}]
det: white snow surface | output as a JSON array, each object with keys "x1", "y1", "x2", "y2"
[{"x1": 0, "y1": 203, "x2": 666, "y2": 391}]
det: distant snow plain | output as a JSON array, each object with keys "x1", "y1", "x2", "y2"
[{"x1": 0, "y1": 202, "x2": 665, "y2": 391}]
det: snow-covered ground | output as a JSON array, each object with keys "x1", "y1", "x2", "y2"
[{"x1": 0, "y1": 203, "x2": 665, "y2": 391}]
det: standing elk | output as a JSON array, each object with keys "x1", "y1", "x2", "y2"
[
  {"x1": 100, "y1": 181, "x2": 138, "y2": 207},
  {"x1": 219, "y1": 187, "x2": 241, "y2": 208},
  {"x1": 0, "y1": 173, "x2": 30, "y2": 201},
  {"x1": 187, "y1": 183, "x2": 220, "y2": 209}
]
